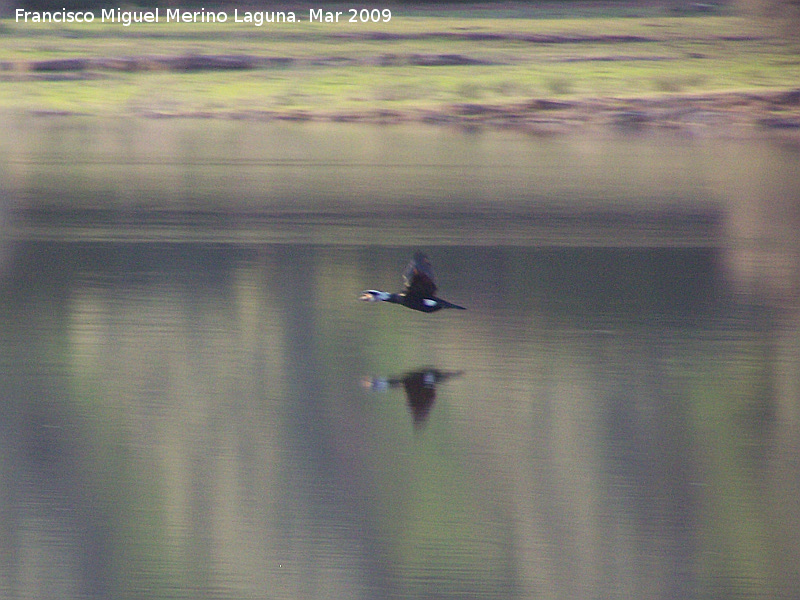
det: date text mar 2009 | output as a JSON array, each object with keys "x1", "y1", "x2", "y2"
[{"x1": 309, "y1": 8, "x2": 392, "y2": 23}]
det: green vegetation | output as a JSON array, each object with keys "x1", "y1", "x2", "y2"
[{"x1": 1, "y1": 11, "x2": 799, "y2": 125}]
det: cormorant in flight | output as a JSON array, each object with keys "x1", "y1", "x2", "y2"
[{"x1": 360, "y1": 252, "x2": 465, "y2": 313}]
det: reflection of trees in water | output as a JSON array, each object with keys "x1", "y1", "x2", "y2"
[
  {"x1": 4, "y1": 243, "x2": 800, "y2": 600},
  {"x1": 0, "y1": 245, "x2": 300, "y2": 599},
  {"x1": 362, "y1": 368, "x2": 463, "y2": 428},
  {"x1": 597, "y1": 331, "x2": 699, "y2": 600}
]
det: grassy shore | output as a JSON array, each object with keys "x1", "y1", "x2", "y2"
[{"x1": 1, "y1": 6, "x2": 799, "y2": 133}]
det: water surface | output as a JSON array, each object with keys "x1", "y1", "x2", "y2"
[{"x1": 1, "y1": 121, "x2": 799, "y2": 600}]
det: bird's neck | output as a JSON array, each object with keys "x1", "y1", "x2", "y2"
[{"x1": 385, "y1": 292, "x2": 403, "y2": 304}]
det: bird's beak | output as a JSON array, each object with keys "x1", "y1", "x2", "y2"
[{"x1": 359, "y1": 291, "x2": 374, "y2": 301}]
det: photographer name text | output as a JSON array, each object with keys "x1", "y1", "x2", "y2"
[{"x1": 15, "y1": 7, "x2": 392, "y2": 26}]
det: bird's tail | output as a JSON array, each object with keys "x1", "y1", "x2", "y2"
[{"x1": 441, "y1": 300, "x2": 466, "y2": 310}]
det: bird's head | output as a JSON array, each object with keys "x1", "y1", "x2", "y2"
[
  {"x1": 359, "y1": 290, "x2": 391, "y2": 302},
  {"x1": 361, "y1": 376, "x2": 390, "y2": 391}
]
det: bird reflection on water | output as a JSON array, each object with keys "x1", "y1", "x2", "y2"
[{"x1": 362, "y1": 368, "x2": 464, "y2": 427}]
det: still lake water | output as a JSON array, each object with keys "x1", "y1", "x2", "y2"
[{"x1": 1, "y1": 120, "x2": 800, "y2": 599}]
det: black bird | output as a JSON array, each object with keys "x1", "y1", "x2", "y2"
[
  {"x1": 360, "y1": 252, "x2": 466, "y2": 313},
  {"x1": 362, "y1": 368, "x2": 464, "y2": 428}
]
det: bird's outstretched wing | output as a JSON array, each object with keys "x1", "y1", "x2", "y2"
[{"x1": 402, "y1": 252, "x2": 437, "y2": 297}]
